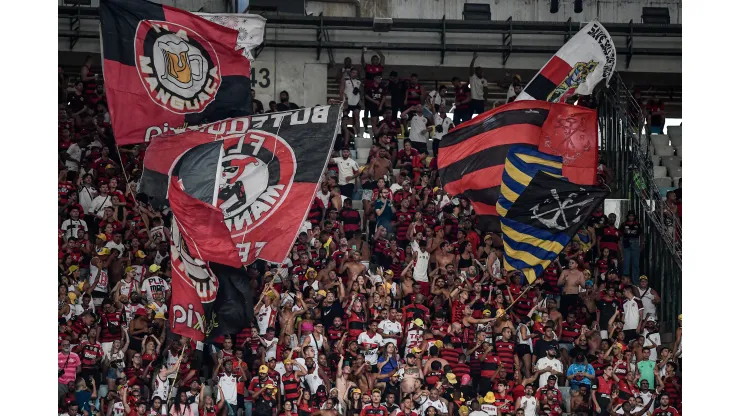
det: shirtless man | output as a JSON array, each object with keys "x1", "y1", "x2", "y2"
[
  {"x1": 427, "y1": 227, "x2": 445, "y2": 259},
  {"x1": 348, "y1": 233, "x2": 371, "y2": 262},
  {"x1": 434, "y1": 242, "x2": 456, "y2": 271},
  {"x1": 557, "y1": 258, "x2": 586, "y2": 316},
  {"x1": 493, "y1": 311, "x2": 516, "y2": 336},
  {"x1": 400, "y1": 352, "x2": 424, "y2": 395},
  {"x1": 369, "y1": 149, "x2": 393, "y2": 181},
  {"x1": 538, "y1": 298, "x2": 563, "y2": 336},
  {"x1": 335, "y1": 354, "x2": 356, "y2": 404},
  {"x1": 340, "y1": 250, "x2": 367, "y2": 281},
  {"x1": 279, "y1": 293, "x2": 307, "y2": 338}
]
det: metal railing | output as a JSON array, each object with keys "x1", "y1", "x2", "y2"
[{"x1": 598, "y1": 73, "x2": 681, "y2": 332}]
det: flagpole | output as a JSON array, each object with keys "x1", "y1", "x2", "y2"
[
  {"x1": 166, "y1": 345, "x2": 187, "y2": 405},
  {"x1": 500, "y1": 283, "x2": 536, "y2": 316}
]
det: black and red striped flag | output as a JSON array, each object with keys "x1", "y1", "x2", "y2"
[
  {"x1": 438, "y1": 100, "x2": 598, "y2": 232},
  {"x1": 100, "y1": 0, "x2": 258, "y2": 145}
]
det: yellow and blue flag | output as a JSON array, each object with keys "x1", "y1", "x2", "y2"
[{"x1": 496, "y1": 145, "x2": 608, "y2": 284}]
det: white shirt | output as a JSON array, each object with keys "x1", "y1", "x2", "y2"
[
  {"x1": 344, "y1": 78, "x2": 362, "y2": 106},
  {"x1": 141, "y1": 276, "x2": 170, "y2": 304},
  {"x1": 520, "y1": 396, "x2": 537, "y2": 416},
  {"x1": 535, "y1": 356, "x2": 563, "y2": 387},
  {"x1": 408, "y1": 113, "x2": 429, "y2": 143},
  {"x1": 470, "y1": 411, "x2": 490, "y2": 416},
  {"x1": 642, "y1": 329, "x2": 661, "y2": 361},
  {"x1": 622, "y1": 297, "x2": 643, "y2": 331},
  {"x1": 90, "y1": 194, "x2": 112, "y2": 217},
  {"x1": 78, "y1": 185, "x2": 97, "y2": 214},
  {"x1": 357, "y1": 332, "x2": 384, "y2": 365},
  {"x1": 636, "y1": 287, "x2": 657, "y2": 318},
  {"x1": 378, "y1": 319, "x2": 402, "y2": 346},
  {"x1": 427, "y1": 90, "x2": 445, "y2": 107},
  {"x1": 61, "y1": 218, "x2": 88, "y2": 241},
  {"x1": 185, "y1": 391, "x2": 200, "y2": 415},
  {"x1": 256, "y1": 304, "x2": 277, "y2": 335},
  {"x1": 412, "y1": 248, "x2": 430, "y2": 282},
  {"x1": 433, "y1": 114, "x2": 454, "y2": 140},
  {"x1": 66, "y1": 143, "x2": 82, "y2": 171},
  {"x1": 469, "y1": 74, "x2": 488, "y2": 100},
  {"x1": 421, "y1": 399, "x2": 448, "y2": 415},
  {"x1": 316, "y1": 190, "x2": 330, "y2": 208},
  {"x1": 480, "y1": 404, "x2": 498, "y2": 416},
  {"x1": 88, "y1": 265, "x2": 109, "y2": 294},
  {"x1": 218, "y1": 373, "x2": 239, "y2": 405},
  {"x1": 332, "y1": 157, "x2": 360, "y2": 186}
]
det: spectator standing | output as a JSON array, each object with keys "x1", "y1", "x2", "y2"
[
  {"x1": 365, "y1": 73, "x2": 387, "y2": 136},
  {"x1": 634, "y1": 276, "x2": 660, "y2": 320},
  {"x1": 452, "y1": 77, "x2": 472, "y2": 125},
  {"x1": 59, "y1": 339, "x2": 82, "y2": 403},
  {"x1": 620, "y1": 210, "x2": 643, "y2": 284},
  {"x1": 646, "y1": 95, "x2": 665, "y2": 135},
  {"x1": 333, "y1": 148, "x2": 360, "y2": 198},
  {"x1": 621, "y1": 287, "x2": 643, "y2": 343},
  {"x1": 80, "y1": 55, "x2": 98, "y2": 97},
  {"x1": 404, "y1": 74, "x2": 424, "y2": 112},
  {"x1": 534, "y1": 345, "x2": 564, "y2": 387},
  {"x1": 432, "y1": 105, "x2": 454, "y2": 157},
  {"x1": 401, "y1": 104, "x2": 432, "y2": 154},
  {"x1": 468, "y1": 53, "x2": 488, "y2": 117},
  {"x1": 387, "y1": 71, "x2": 407, "y2": 120},
  {"x1": 340, "y1": 68, "x2": 363, "y2": 137}
]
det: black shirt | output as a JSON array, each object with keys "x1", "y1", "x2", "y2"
[
  {"x1": 68, "y1": 91, "x2": 86, "y2": 113},
  {"x1": 620, "y1": 221, "x2": 642, "y2": 240},
  {"x1": 321, "y1": 300, "x2": 344, "y2": 328},
  {"x1": 597, "y1": 297, "x2": 620, "y2": 329},
  {"x1": 387, "y1": 79, "x2": 407, "y2": 108},
  {"x1": 276, "y1": 102, "x2": 299, "y2": 112}
]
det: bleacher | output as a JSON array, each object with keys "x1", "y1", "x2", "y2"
[{"x1": 649, "y1": 125, "x2": 682, "y2": 194}]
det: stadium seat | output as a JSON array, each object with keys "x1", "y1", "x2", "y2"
[
  {"x1": 673, "y1": 177, "x2": 682, "y2": 187},
  {"x1": 356, "y1": 148, "x2": 370, "y2": 162},
  {"x1": 655, "y1": 146, "x2": 675, "y2": 157},
  {"x1": 651, "y1": 155, "x2": 661, "y2": 167},
  {"x1": 658, "y1": 186, "x2": 673, "y2": 197},
  {"x1": 350, "y1": 149, "x2": 357, "y2": 160},
  {"x1": 661, "y1": 156, "x2": 681, "y2": 171},
  {"x1": 667, "y1": 125, "x2": 682, "y2": 139},
  {"x1": 355, "y1": 136, "x2": 373, "y2": 149},
  {"x1": 669, "y1": 167, "x2": 682, "y2": 178},
  {"x1": 653, "y1": 177, "x2": 673, "y2": 188},
  {"x1": 670, "y1": 136, "x2": 682, "y2": 148},
  {"x1": 651, "y1": 134, "x2": 670, "y2": 147},
  {"x1": 652, "y1": 166, "x2": 668, "y2": 178},
  {"x1": 675, "y1": 146, "x2": 682, "y2": 157}
]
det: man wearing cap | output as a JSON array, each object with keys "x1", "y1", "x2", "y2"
[
  {"x1": 535, "y1": 374, "x2": 563, "y2": 410},
  {"x1": 140, "y1": 264, "x2": 170, "y2": 304},
  {"x1": 641, "y1": 316, "x2": 661, "y2": 362},
  {"x1": 634, "y1": 275, "x2": 660, "y2": 321},
  {"x1": 535, "y1": 344, "x2": 564, "y2": 388}
]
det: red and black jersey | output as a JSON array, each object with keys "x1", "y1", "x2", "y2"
[
  {"x1": 397, "y1": 148, "x2": 419, "y2": 166},
  {"x1": 402, "y1": 304, "x2": 429, "y2": 322},
  {"x1": 389, "y1": 248, "x2": 405, "y2": 277},
  {"x1": 662, "y1": 375, "x2": 681, "y2": 409},
  {"x1": 653, "y1": 406, "x2": 680, "y2": 416},
  {"x1": 542, "y1": 263, "x2": 560, "y2": 295},
  {"x1": 405, "y1": 83, "x2": 422, "y2": 105},
  {"x1": 494, "y1": 394, "x2": 514, "y2": 414},
  {"x1": 616, "y1": 380, "x2": 639, "y2": 405},
  {"x1": 612, "y1": 359, "x2": 629, "y2": 381},
  {"x1": 100, "y1": 311, "x2": 124, "y2": 343},
  {"x1": 69, "y1": 316, "x2": 91, "y2": 338},
  {"x1": 422, "y1": 214, "x2": 437, "y2": 229},
  {"x1": 494, "y1": 340, "x2": 516, "y2": 374},
  {"x1": 59, "y1": 182, "x2": 76, "y2": 204},
  {"x1": 468, "y1": 350, "x2": 483, "y2": 377},
  {"x1": 591, "y1": 359, "x2": 607, "y2": 378},
  {"x1": 449, "y1": 361, "x2": 470, "y2": 381},
  {"x1": 359, "y1": 404, "x2": 389, "y2": 416},
  {"x1": 373, "y1": 237, "x2": 391, "y2": 258},
  {"x1": 393, "y1": 210, "x2": 415, "y2": 241},
  {"x1": 440, "y1": 347, "x2": 463, "y2": 363},
  {"x1": 328, "y1": 324, "x2": 345, "y2": 348},
  {"x1": 365, "y1": 80, "x2": 385, "y2": 103},
  {"x1": 560, "y1": 321, "x2": 581, "y2": 344},
  {"x1": 364, "y1": 64, "x2": 384, "y2": 80},
  {"x1": 535, "y1": 386, "x2": 563, "y2": 404},
  {"x1": 378, "y1": 118, "x2": 401, "y2": 137},
  {"x1": 307, "y1": 197, "x2": 324, "y2": 225},
  {"x1": 347, "y1": 311, "x2": 367, "y2": 340},
  {"x1": 281, "y1": 371, "x2": 301, "y2": 402},
  {"x1": 124, "y1": 365, "x2": 146, "y2": 386},
  {"x1": 600, "y1": 226, "x2": 620, "y2": 252},
  {"x1": 78, "y1": 342, "x2": 104, "y2": 368},
  {"x1": 454, "y1": 85, "x2": 471, "y2": 109},
  {"x1": 480, "y1": 353, "x2": 502, "y2": 379},
  {"x1": 425, "y1": 370, "x2": 443, "y2": 388},
  {"x1": 513, "y1": 290, "x2": 537, "y2": 319},
  {"x1": 340, "y1": 208, "x2": 361, "y2": 234}
]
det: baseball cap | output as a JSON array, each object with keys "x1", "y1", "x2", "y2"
[
  {"x1": 411, "y1": 347, "x2": 422, "y2": 354},
  {"x1": 546, "y1": 344, "x2": 557, "y2": 351},
  {"x1": 96, "y1": 247, "x2": 111, "y2": 256},
  {"x1": 384, "y1": 269, "x2": 394, "y2": 276},
  {"x1": 413, "y1": 318, "x2": 425, "y2": 328},
  {"x1": 317, "y1": 290, "x2": 327, "y2": 297},
  {"x1": 259, "y1": 365, "x2": 269, "y2": 374},
  {"x1": 678, "y1": 314, "x2": 682, "y2": 321},
  {"x1": 639, "y1": 275, "x2": 649, "y2": 281},
  {"x1": 68, "y1": 293, "x2": 77, "y2": 303},
  {"x1": 135, "y1": 250, "x2": 146, "y2": 259},
  {"x1": 548, "y1": 374, "x2": 558, "y2": 381},
  {"x1": 646, "y1": 315, "x2": 656, "y2": 322},
  {"x1": 482, "y1": 309, "x2": 492, "y2": 317},
  {"x1": 461, "y1": 374, "x2": 471, "y2": 385},
  {"x1": 484, "y1": 392, "x2": 496, "y2": 403},
  {"x1": 446, "y1": 373, "x2": 457, "y2": 384},
  {"x1": 149, "y1": 264, "x2": 161, "y2": 273},
  {"x1": 67, "y1": 265, "x2": 79, "y2": 275},
  {"x1": 125, "y1": 266, "x2": 134, "y2": 273},
  {"x1": 96, "y1": 233, "x2": 107, "y2": 241}
]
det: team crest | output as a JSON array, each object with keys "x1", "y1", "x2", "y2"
[
  {"x1": 170, "y1": 220, "x2": 218, "y2": 303},
  {"x1": 134, "y1": 20, "x2": 221, "y2": 114},
  {"x1": 547, "y1": 60, "x2": 598, "y2": 103},
  {"x1": 218, "y1": 132, "x2": 297, "y2": 238},
  {"x1": 542, "y1": 114, "x2": 591, "y2": 165}
]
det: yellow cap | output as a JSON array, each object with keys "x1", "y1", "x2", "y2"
[
  {"x1": 67, "y1": 265, "x2": 79, "y2": 275},
  {"x1": 495, "y1": 308, "x2": 506, "y2": 318},
  {"x1": 434, "y1": 340, "x2": 443, "y2": 348},
  {"x1": 135, "y1": 250, "x2": 146, "y2": 259},
  {"x1": 411, "y1": 347, "x2": 422, "y2": 354},
  {"x1": 259, "y1": 365, "x2": 269, "y2": 374},
  {"x1": 639, "y1": 275, "x2": 649, "y2": 280},
  {"x1": 96, "y1": 233, "x2": 107, "y2": 241},
  {"x1": 149, "y1": 264, "x2": 161, "y2": 273},
  {"x1": 352, "y1": 388, "x2": 362, "y2": 395},
  {"x1": 446, "y1": 373, "x2": 457, "y2": 384},
  {"x1": 484, "y1": 392, "x2": 496, "y2": 403},
  {"x1": 264, "y1": 271, "x2": 273, "y2": 277},
  {"x1": 678, "y1": 314, "x2": 682, "y2": 321},
  {"x1": 482, "y1": 309, "x2": 492, "y2": 316},
  {"x1": 533, "y1": 314, "x2": 542, "y2": 322},
  {"x1": 318, "y1": 290, "x2": 327, "y2": 297},
  {"x1": 283, "y1": 359, "x2": 292, "y2": 365},
  {"x1": 371, "y1": 388, "x2": 381, "y2": 395},
  {"x1": 96, "y1": 248, "x2": 111, "y2": 256},
  {"x1": 307, "y1": 268, "x2": 317, "y2": 277},
  {"x1": 68, "y1": 293, "x2": 78, "y2": 303},
  {"x1": 413, "y1": 318, "x2": 425, "y2": 328},
  {"x1": 384, "y1": 269, "x2": 394, "y2": 276},
  {"x1": 125, "y1": 266, "x2": 134, "y2": 273},
  {"x1": 484, "y1": 234, "x2": 493, "y2": 241},
  {"x1": 459, "y1": 406, "x2": 469, "y2": 415}
]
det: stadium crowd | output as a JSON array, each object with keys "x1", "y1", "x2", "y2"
[{"x1": 57, "y1": 53, "x2": 682, "y2": 416}]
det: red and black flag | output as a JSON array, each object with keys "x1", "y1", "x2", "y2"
[
  {"x1": 438, "y1": 100, "x2": 598, "y2": 232},
  {"x1": 99, "y1": 0, "x2": 255, "y2": 145}
]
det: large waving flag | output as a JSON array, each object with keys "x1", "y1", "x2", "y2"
[
  {"x1": 438, "y1": 100, "x2": 598, "y2": 232},
  {"x1": 496, "y1": 146, "x2": 608, "y2": 284},
  {"x1": 100, "y1": 0, "x2": 264, "y2": 144},
  {"x1": 517, "y1": 20, "x2": 616, "y2": 103}
]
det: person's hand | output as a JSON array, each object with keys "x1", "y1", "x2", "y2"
[
  {"x1": 345, "y1": 176, "x2": 353, "y2": 182},
  {"x1": 594, "y1": 405, "x2": 601, "y2": 413}
]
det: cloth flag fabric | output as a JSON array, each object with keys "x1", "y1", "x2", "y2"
[
  {"x1": 99, "y1": 0, "x2": 261, "y2": 145},
  {"x1": 438, "y1": 100, "x2": 598, "y2": 232},
  {"x1": 496, "y1": 146, "x2": 608, "y2": 284},
  {"x1": 196, "y1": 13, "x2": 266, "y2": 61},
  {"x1": 156, "y1": 105, "x2": 341, "y2": 265},
  {"x1": 516, "y1": 20, "x2": 616, "y2": 103}
]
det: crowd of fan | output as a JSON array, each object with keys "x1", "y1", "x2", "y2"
[{"x1": 58, "y1": 54, "x2": 682, "y2": 416}]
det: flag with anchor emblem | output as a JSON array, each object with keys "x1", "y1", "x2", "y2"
[{"x1": 496, "y1": 145, "x2": 607, "y2": 284}]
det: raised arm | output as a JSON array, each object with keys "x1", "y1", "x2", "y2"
[{"x1": 469, "y1": 52, "x2": 478, "y2": 77}]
